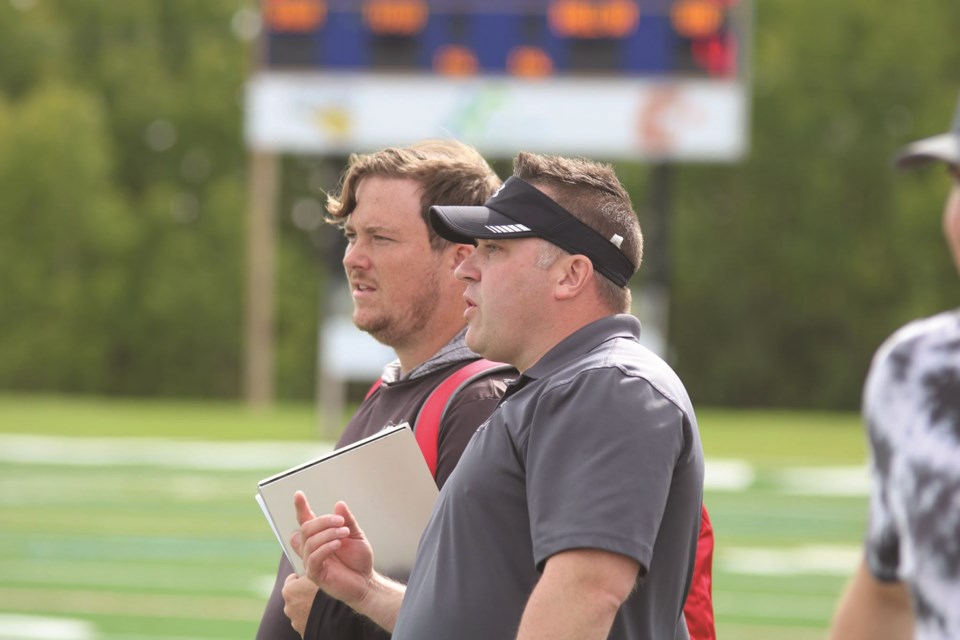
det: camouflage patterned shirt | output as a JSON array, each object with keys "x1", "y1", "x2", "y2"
[{"x1": 863, "y1": 308, "x2": 960, "y2": 639}]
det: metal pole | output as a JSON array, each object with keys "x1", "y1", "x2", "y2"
[
  {"x1": 244, "y1": 150, "x2": 279, "y2": 408},
  {"x1": 637, "y1": 162, "x2": 674, "y2": 359}
]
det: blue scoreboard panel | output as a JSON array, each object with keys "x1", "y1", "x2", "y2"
[{"x1": 259, "y1": 0, "x2": 742, "y2": 79}]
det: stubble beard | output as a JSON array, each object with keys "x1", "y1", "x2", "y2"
[{"x1": 355, "y1": 273, "x2": 442, "y2": 350}]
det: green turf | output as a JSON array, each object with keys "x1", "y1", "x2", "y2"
[
  {"x1": 0, "y1": 394, "x2": 870, "y2": 638},
  {"x1": 0, "y1": 392, "x2": 323, "y2": 440},
  {"x1": 699, "y1": 408, "x2": 868, "y2": 465}
]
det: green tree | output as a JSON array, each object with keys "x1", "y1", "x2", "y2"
[
  {"x1": 0, "y1": 0, "x2": 256, "y2": 397},
  {"x1": 0, "y1": 82, "x2": 132, "y2": 391},
  {"x1": 668, "y1": 0, "x2": 960, "y2": 408}
]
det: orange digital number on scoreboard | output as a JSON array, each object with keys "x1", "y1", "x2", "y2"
[
  {"x1": 264, "y1": 0, "x2": 326, "y2": 32},
  {"x1": 507, "y1": 46, "x2": 554, "y2": 77},
  {"x1": 363, "y1": 0, "x2": 429, "y2": 36},
  {"x1": 548, "y1": 0, "x2": 640, "y2": 39},
  {"x1": 671, "y1": 0, "x2": 723, "y2": 38},
  {"x1": 433, "y1": 45, "x2": 479, "y2": 76}
]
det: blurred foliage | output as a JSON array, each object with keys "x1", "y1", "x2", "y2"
[
  {"x1": 0, "y1": 0, "x2": 257, "y2": 398},
  {"x1": 0, "y1": 0, "x2": 958, "y2": 408},
  {"x1": 664, "y1": 0, "x2": 960, "y2": 409}
]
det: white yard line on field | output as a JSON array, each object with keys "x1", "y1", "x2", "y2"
[
  {"x1": 718, "y1": 544, "x2": 862, "y2": 576},
  {"x1": 0, "y1": 434, "x2": 328, "y2": 471},
  {"x1": 0, "y1": 613, "x2": 94, "y2": 640},
  {"x1": 704, "y1": 459, "x2": 755, "y2": 491},
  {"x1": 0, "y1": 434, "x2": 868, "y2": 495},
  {"x1": 776, "y1": 465, "x2": 870, "y2": 497}
]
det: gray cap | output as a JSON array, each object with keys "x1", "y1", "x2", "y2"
[{"x1": 894, "y1": 94, "x2": 960, "y2": 168}]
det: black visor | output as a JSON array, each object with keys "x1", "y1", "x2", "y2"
[{"x1": 429, "y1": 177, "x2": 636, "y2": 287}]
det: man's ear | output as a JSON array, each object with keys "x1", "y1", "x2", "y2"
[{"x1": 555, "y1": 254, "x2": 594, "y2": 300}]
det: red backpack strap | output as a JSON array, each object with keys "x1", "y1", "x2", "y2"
[
  {"x1": 683, "y1": 503, "x2": 716, "y2": 640},
  {"x1": 364, "y1": 378, "x2": 382, "y2": 401},
  {"x1": 413, "y1": 359, "x2": 512, "y2": 477}
]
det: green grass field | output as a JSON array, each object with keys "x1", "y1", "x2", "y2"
[{"x1": 0, "y1": 394, "x2": 870, "y2": 639}]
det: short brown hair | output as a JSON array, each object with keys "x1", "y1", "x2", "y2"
[
  {"x1": 513, "y1": 152, "x2": 642, "y2": 313},
  {"x1": 325, "y1": 140, "x2": 501, "y2": 250}
]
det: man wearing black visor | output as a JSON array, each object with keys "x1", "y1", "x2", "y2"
[{"x1": 291, "y1": 152, "x2": 706, "y2": 640}]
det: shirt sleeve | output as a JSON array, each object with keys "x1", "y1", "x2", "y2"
[
  {"x1": 303, "y1": 590, "x2": 392, "y2": 640},
  {"x1": 525, "y1": 369, "x2": 686, "y2": 574},
  {"x1": 862, "y1": 343, "x2": 903, "y2": 582}
]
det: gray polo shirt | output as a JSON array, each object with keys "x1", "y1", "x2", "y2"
[{"x1": 393, "y1": 314, "x2": 704, "y2": 640}]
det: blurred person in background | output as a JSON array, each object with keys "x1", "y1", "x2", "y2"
[
  {"x1": 256, "y1": 139, "x2": 514, "y2": 640},
  {"x1": 829, "y1": 96, "x2": 960, "y2": 639},
  {"x1": 291, "y1": 152, "x2": 706, "y2": 639}
]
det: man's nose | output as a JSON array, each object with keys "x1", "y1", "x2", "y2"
[
  {"x1": 454, "y1": 253, "x2": 478, "y2": 282},
  {"x1": 343, "y1": 240, "x2": 370, "y2": 270}
]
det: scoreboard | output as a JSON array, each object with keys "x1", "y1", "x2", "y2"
[
  {"x1": 260, "y1": 0, "x2": 739, "y2": 79},
  {"x1": 245, "y1": 0, "x2": 751, "y2": 161}
]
